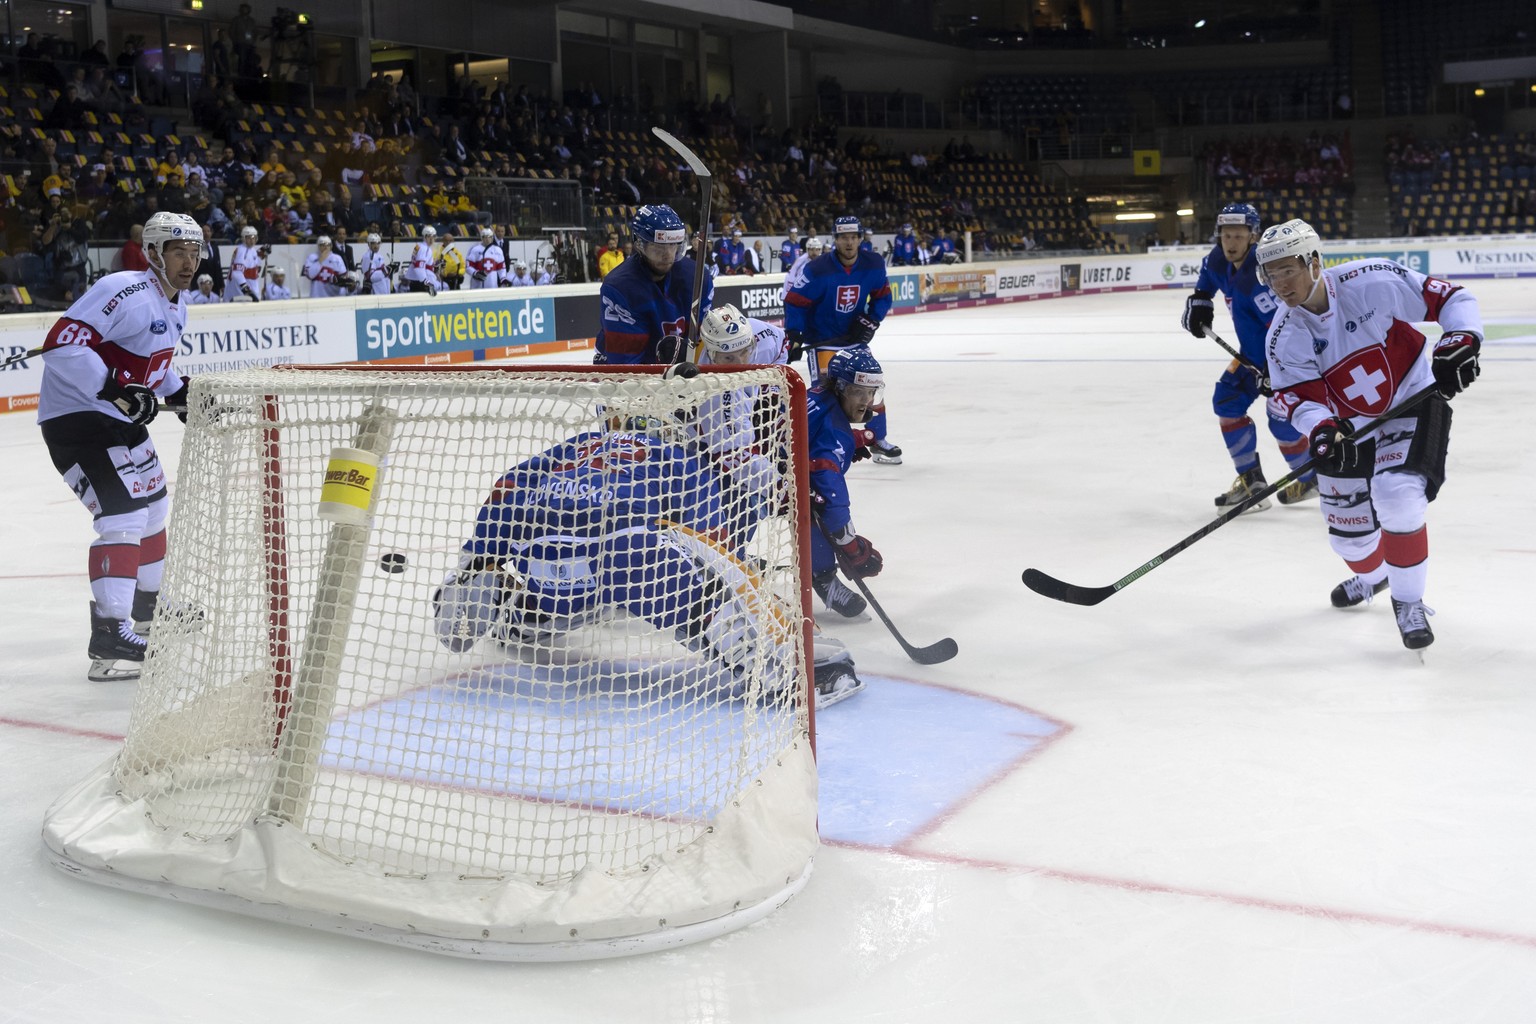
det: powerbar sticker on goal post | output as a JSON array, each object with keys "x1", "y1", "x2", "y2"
[{"x1": 318, "y1": 447, "x2": 381, "y2": 526}]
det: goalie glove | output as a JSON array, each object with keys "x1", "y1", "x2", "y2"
[
  {"x1": 1432, "y1": 330, "x2": 1481, "y2": 397},
  {"x1": 1182, "y1": 291, "x2": 1215, "y2": 338},
  {"x1": 97, "y1": 372, "x2": 158, "y2": 426},
  {"x1": 847, "y1": 315, "x2": 880, "y2": 347},
  {"x1": 1309, "y1": 417, "x2": 1360, "y2": 474}
]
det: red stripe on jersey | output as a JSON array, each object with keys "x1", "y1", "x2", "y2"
[
  {"x1": 95, "y1": 340, "x2": 158, "y2": 385},
  {"x1": 139, "y1": 529, "x2": 167, "y2": 565},
  {"x1": 809, "y1": 457, "x2": 844, "y2": 475},
  {"x1": 1272, "y1": 379, "x2": 1330, "y2": 422},
  {"x1": 1383, "y1": 526, "x2": 1428, "y2": 568},
  {"x1": 88, "y1": 542, "x2": 141, "y2": 581},
  {"x1": 869, "y1": 284, "x2": 891, "y2": 301},
  {"x1": 602, "y1": 330, "x2": 651, "y2": 356},
  {"x1": 43, "y1": 317, "x2": 102, "y2": 353},
  {"x1": 784, "y1": 291, "x2": 814, "y2": 309},
  {"x1": 1419, "y1": 277, "x2": 1461, "y2": 321}
]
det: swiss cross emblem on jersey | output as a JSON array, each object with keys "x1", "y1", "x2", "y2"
[
  {"x1": 1324, "y1": 345, "x2": 1396, "y2": 417},
  {"x1": 835, "y1": 285, "x2": 861, "y2": 313}
]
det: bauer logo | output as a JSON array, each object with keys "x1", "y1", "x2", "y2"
[{"x1": 356, "y1": 297, "x2": 555, "y2": 360}]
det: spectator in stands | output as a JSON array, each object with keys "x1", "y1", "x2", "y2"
[
  {"x1": 286, "y1": 199, "x2": 315, "y2": 241},
  {"x1": 229, "y1": 3, "x2": 260, "y2": 78},
  {"x1": 40, "y1": 205, "x2": 91, "y2": 302}
]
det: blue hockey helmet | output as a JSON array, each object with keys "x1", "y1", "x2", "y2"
[
  {"x1": 1215, "y1": 202, "x2": 1261, "y2": 233},
  {"x1": 825, "y1": 347, "x2": 884, "y2": 394},
  {"x1": 833, "y1": 215, "x2": 862, "y2": 237},
  {"x1": 631, "y1": 204, "x2": 687, "y2": 246}
]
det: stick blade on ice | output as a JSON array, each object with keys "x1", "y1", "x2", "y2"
[{"x1": 1021, "y1": 569, "x2": 1115, "y2": 607}]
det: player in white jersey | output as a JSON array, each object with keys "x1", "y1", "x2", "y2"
[
  {"x1": 1259, "y1": 218, "x2": 1483, "y2": 652},
  {"x1": 37, "y1": 210, "x2": 206, "y2": 682},
  {"x1": 506, "y1": 259, "x2": 536, "y2": 287},
  {"x1": 466, "y1": 227, "x2": 506, "y2": 288},
  {"x1": 778, "y1": 235, "x2": 824, "y2": 303},
  {"x1": 358, "y1": 233, "x2": 393, "y2": 295},
  {"x1": 224, "y1": 225, "x2": 267, "y2": 301},
  {"x1": 401, "y1": 225, "x2": 441, "y2": 294},
  {"x1": 694, "y1": 303, "x2": 862, "y2": 707},
  {"x1": 263, "y1": 265, "x2": 292, "y2": 300},
  {"x1": 183, "y1": 273, "x2": 221, "y2": 305},
  {"x1": 302, "y1": 236, "x2": 349, "y2": 297}
]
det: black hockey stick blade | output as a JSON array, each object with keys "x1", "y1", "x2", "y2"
[
  {"x1": 1021, "y1": 386, "x2": 1443, "y2": 607},
  {"x1": 846, "y1": 573, "x2": 959, "y2": 664},
  {"x1": 1020, "y1": 568, "x2": 1119, "y2": 607}
]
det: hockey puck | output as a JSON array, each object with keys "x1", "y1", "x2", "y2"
[{"x1": 378, "y1": 552, "x2": 408, "y2": 573}]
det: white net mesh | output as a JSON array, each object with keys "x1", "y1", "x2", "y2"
[{"x1": 44, "y1": 364, "x2": 817, "y2": 957}]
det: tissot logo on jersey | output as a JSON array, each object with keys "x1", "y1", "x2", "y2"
[{"x1": 101, "y1": 281, "x2": 151, "y2": 316}]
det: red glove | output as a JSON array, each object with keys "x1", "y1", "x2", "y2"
[
  {"x1": 851, "y1": 426, "x2": 875, "y2": 463},
  {"x1": 836, "y1": 535, "x2": 883, "y2": 578}
]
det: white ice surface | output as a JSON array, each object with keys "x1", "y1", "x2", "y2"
[{"x1": 3, "y1": 282, "x2": 1535, "y2": 1023}]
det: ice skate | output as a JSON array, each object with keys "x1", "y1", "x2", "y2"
[
  {"x1": 130, "y1": 589, "x2": 206, "y2": 635},
  {"x1": 1331, "y1": 575, "x2": 1389, "y2": 609},
  {"x1": 88, "y1": 601, "x2": 147, "y2": 682},
  {"x1": 1392, "y1": 597, "x2": 1435, "y2": 652},
  {"x1": 869, "y1": 439, "x2": 903, "y2": 465},
  {"x1": 1276, "y1": 477, "x2": 1319, "y2": 505},
  {"x1": 1214, "y1": 467, "x2": 1270, "y2": 513},
  {"x1": 812, "y1": 635, "x2": 864, "y2": 708},
  {"x1": 813, "y1": 570, "x2": 868, "y2": 620}
]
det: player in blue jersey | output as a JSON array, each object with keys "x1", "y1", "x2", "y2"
[
  {"x1": 595, "y1": 204, "x2": 714, "y2": 364},
  {"x1": 805, "y1": 348, "x2": 887, "y2": 620},
  {"x1": 779, "y1": 228, "x2": 801, "y2": 272},
  {"x1": 785, "y1": 214, "x2": 902, "y2": 464},
  {"x1": 431, "y1": 422, "x2": 785, "y2": 682},
  {"x1": 889, "y1": 223, "x2": 920, "y2": 266},
  {"x1": 1181, "y1": 202, "x2": 1318, "y2": 511}
]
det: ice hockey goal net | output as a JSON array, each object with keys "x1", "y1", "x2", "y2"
[{"x1": 43, "y1": 363, "x2": 818, "y2": 960}]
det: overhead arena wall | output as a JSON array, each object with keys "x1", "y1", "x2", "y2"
[{"x1": 3, "y1": 233, "x2": 1534, "y2": 415}]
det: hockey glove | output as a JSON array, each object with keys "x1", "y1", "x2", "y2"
[
  {"x1": 656, "y1": 333, "x2": 689, "y2": 364},
  {"x1": 98, "y1": 373, "x2": 158, "y2": 426},
  {"x1": 241, "y1": 283, "x2": 259, "y2": 302},
  {"x1": 472, "y1": 271, "x2": 487, "y2": 282},
  {"x1": 164, "y1": 375, "x2": 193, "y2": 424},
  {"x1": 1182, "y1": 291, "x2": 1215, "y2": 338},
  {"x1": 851, "y1": 426, "x2": 876, "y2": 463},
  {"x1": 1309, "y1": 418, "x2": 1360, "y2": 473},
  {"x1": 1432, "y1": 331, "x2": 1481, "y2": 397},
  {"x1": 835, "y1": 535, "x2": 883, "y2": 579},
  {"x1": 784, "y1": 329, "x2": 806, "y2": 363},
  {"x1": 1247, "y1": 363, "x2": 1274, "y2": 397},
  {"x1": 848, "y1": 315, "x2": 880, "y2": 347}
]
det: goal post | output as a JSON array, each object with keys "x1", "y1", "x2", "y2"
[{"x1": 43, "y1": 362, "x2": 819, "y2": 961}]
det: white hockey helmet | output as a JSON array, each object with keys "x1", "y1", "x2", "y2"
[
  {"x1": 805, "y1": 236, "x2": 825, "y2": 253},
  {"x1": 366, "y1": 232, "x2": 381, "y2": 245},
  {"x1": 1255, "y1": 218, "x2": 1322, "y2": 284},
  {"x1": 700, "y1": 304, "x2": 753, "y2": 356},
  {"x1": 240, "y1": 224, "x2": 258, "y2": 241},
  {"x1": 422, "y1": 225, "x2": 437, "y2": 239},
  {"x1": 142, "y1": 211, "x2": 209, "y2": 264},
  {"x1": 316, "y1": 234, "x2": 332, "y2": 249},
  {"x1": 270, "y1": 266, "x2": 286, "y2": 277},
  {"x1": 196, "y1": 273, "x2": 213, "y2": 287},
  {"x1": 480, "y1": 227, "x2": 494, "y2": 241},
  {"x1": 514, "y1": 259, "x2": 527, "y2": 271}
]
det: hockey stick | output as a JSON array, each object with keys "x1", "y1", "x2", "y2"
[
  {"x1": 1022, "y1": 386, "x2": 1444, "y2": 606},
  {"x1": 814, "y1": 516, "x2": 958, "y2": 664},
  {"x1": 1202, "y1": 327, "x2": 1266, "y2": 388},
  {"x1": 651, "y1": 127, "x2": 712, "y2": 354},
  {"x1": 1, "y1": 346, "x2": 42, "y2": 370}
]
